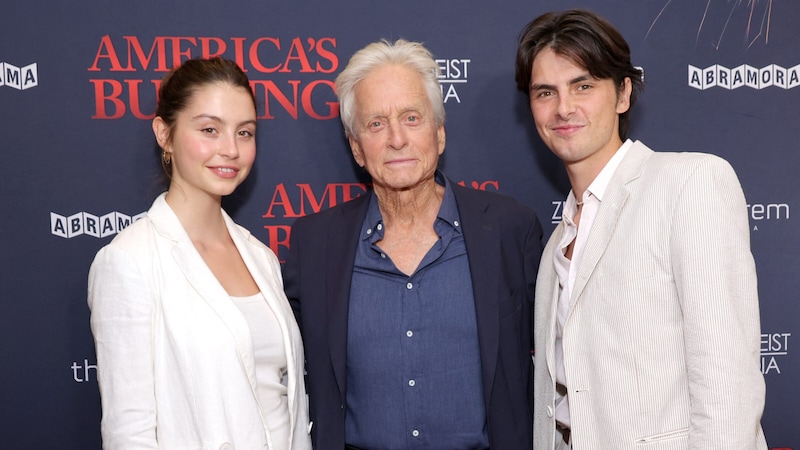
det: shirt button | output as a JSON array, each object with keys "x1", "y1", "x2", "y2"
[
  {"x1": 412, "y1": 429, "x2": 420, "y2": 437},
  {"x1": 454, "y1": 220, "x2": 459, "y2": 227},
  {"x1": 406, "y1": 330, "x2": 413, "y2": 337},
  {"x1": 366, "y1": 228, "x2": 372, "y2": 235},
  {"x1": 381, "y1": 253, "x2": 386, "y2": 259},
  {"x1": 408, "y1": 379, "x2": 415, "y2": 387},
  {"x1": 377, "y1": 224, "x2": 383, "y2": 230},
  {"x1": 406, "y1": 282, "x2": 413, "y2": 289}
]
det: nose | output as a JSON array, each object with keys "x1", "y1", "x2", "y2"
[
  {"x1": 556, "y1": 93, "x2": 575, "y2": 119},
  {"x1": 387, "y1": 121, "x2": 408, "y2": 150},
  {"x1": 220, "y1": 132, "x2": 240, "y2": 158}
]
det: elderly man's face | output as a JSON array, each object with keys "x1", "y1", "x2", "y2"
[{"x1": 348, "y1": 64, "x2": 445, "y2": 192}]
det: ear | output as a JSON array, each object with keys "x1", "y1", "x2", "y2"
[
  {"x1": 616, "y1": 77, "x2": 632, "y2": 114},
  {"x1": 152, "y1": 116, "x2": 170, "y2": 150},
  {"x1": 436, "y1": 124, "x2": 446, "y2": 156},
  {"x1": 348, "y1": 134, "x2": 366, "y2": 168}
]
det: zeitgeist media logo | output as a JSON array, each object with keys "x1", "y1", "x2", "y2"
[
  {"x1": 1, "y1": 62, "x2": 38, "y2": 90},
  {"x1": 436, "y1": 58, "x2": 470, "y2": 103},
  {"x1": 761, "y1": 332, "x2": 790, "y2": 375},
  {"x1": 551, "y1": 201, "x2": 790, "y2": 227}
]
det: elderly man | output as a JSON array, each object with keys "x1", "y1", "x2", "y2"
[
  {"x1": 283, "y1": 39, "x2": 543, "y2": 450},
  {"x1": 515, "y1": 9, "x2": 767, "y2": 449}
]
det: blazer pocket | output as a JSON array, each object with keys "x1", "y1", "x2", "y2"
[
  {"x1": 635, "y1": 427, "x2": 689, "y2": 445},
  {"x1": 498, "y1": 286, "x2": 524, "y2": 319}
]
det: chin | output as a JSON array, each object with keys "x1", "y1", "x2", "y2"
[{"x1": 210, "y1": 184, "x2": 240, "y2": 197}]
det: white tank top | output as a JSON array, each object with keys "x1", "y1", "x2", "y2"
[{"x1": 231, "y1": 292, "x2": 289, "y2": 448}]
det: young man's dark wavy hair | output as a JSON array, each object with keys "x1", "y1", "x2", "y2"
[{"x1": 515, "y1": 9, "x2": 644, "y2": 140}]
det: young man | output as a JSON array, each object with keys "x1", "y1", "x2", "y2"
[{"x1": 516, "y1": 9, "x2": 767, "y2": 449}]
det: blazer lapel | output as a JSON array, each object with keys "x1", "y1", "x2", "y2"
[
  {"x1": 149, "y1": 195, "x2": 259, "y2": 390},
  {"x1": 568, "y1": 142, "x2": 653, "y2": 314},
  {"x1": 326, "y1": 194, "x2": 371, "y2": 403},
  {"x1": 453, "y1": 184, "x2": 501, "y2": 406}
]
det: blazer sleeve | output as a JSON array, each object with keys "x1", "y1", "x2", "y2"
[
  {"x1": 524, "y1": 208, "x2": 544, "y2": 354},
  {"x1": 88, "y1": 244, "x2": 159, "y2": 450},
  {"x1": 283, "y1": 216, "x2": 305, "y2": 332},
  {"x1": 670, "y1": 156, "x2": 765, "y2": 448}
]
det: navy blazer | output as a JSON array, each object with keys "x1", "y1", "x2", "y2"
[{"x1": 283, "y1": 180, "x2": 543, "y2": 450}]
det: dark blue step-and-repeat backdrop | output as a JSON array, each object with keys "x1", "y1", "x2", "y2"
[{"x1": 1, "y1": 1, "x2": 796, "y2": 447}]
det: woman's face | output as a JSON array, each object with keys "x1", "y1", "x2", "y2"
[{"x1": 154, "y1": 82, "x2": 257, "y2": 202}]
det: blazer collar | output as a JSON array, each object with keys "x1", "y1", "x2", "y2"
[
  {"x1": 146, "y1": 193, "x2": 287, "y2": 399},
  {"x1": 569, "y1": 141, "x2": 653, "y2": 307}
]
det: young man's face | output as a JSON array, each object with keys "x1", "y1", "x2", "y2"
[{"x1": 528, "y1": 48, "x2": 631, "y2": 173}]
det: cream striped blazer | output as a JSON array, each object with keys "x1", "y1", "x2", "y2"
[{"x1": 533, "y1": 141, "x2": 767, "y2": 449}]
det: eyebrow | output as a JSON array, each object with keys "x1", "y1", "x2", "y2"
[
  {"x1": 530, "y1": 74, "x2": 593, "y2": 92},
  {"x1": 192, "y1": 113, "x2": 222, "y2": 121},
  {"x1": 362, "y1": 106, "x2": 425, "y2": 123},
  {"x1": 191, "y1": 114, "x2": 257, "y2": 127}
]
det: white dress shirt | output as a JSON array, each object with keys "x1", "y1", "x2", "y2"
[{"x1": 553, "y1": 139, "x2": 633, "y2": 428}]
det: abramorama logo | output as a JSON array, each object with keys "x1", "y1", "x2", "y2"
[
  {"x1": 436, "y1": 57, "x2": 470, "y2": 104},
  {"x1": 689, "y1": 63, "x2": 800, "y2": 90},
  {"x1": 1, "y1": 62, "x2": 38, "y2": 90},
  {"x1": 51, "y1": 210, "x2": 146, "y2": 239}
]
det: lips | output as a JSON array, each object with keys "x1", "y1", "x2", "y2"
[
  {"x1": 552, "y1": 124, "x2": 584, "y2": 135},
  {"x1": 386, "y1": 158, "x2": 416, "y2": 165},
  {"x1": 210, "y1": 166, "x2": 240, "y2": 178}
]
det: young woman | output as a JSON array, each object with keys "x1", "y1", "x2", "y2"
[{"x1": 88, "y1": 57, "x2": 311, "y2": 450}]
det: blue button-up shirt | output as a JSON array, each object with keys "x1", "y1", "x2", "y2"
[{"x1": 345, "y1": 174, "x2": 489, "y2": 449}]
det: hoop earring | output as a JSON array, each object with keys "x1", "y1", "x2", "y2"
[{"x1": 162, "y1": 150, "x2": 172, "y2": 164}]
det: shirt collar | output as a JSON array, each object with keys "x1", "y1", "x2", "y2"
[
  {"x1": 563, "y1": 139, "x2": 632, "y2": 218},
  {"x1": 361, "y1": 171, "x2": 461, "y2": 242}
]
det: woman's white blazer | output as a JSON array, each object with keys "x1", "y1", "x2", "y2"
[{"x1": 88, "y1": 193, "x2": 311, "y2": 450}]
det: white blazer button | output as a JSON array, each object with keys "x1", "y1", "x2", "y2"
[
  {"x1": 219, "y1": 443, "x2": 232, "y2": 450},
  {"x1": 546, "y1": 406, "x2": 554, "y2": 417}
]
